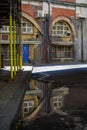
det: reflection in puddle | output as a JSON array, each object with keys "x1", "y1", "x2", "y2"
[
  {"x1": 19, "y1": 79, "x2": 87, "y2": 130},
  {"x1": 20, "y1": 79, "x2": 69, "y2": 121},
  {"x1": 21, "y1": 79, "x2": 43, "y2": 119}
]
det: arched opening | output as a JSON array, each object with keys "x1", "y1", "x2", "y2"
[
  {"x1": 51, "y1": 20, "x2": 74, "y2": 62},
  {"x1": 21, "y1": 17, "x2": 42, "y2": 64}
]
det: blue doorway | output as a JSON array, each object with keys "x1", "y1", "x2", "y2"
[{"x1": 23, "y1": 44, "x2": 29, "y2": 63}]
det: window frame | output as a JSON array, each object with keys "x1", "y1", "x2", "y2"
[
  {"x1": 21, "y1": 18, "x2": 33, "y2": 34},
  {"x1": 0, "y1": 26, "x2": 9, "y2": 33},
  {"x1": 51, "y1": 21, "x2": 71, "y2": 36},
  {"x1": 23, "y1": 100, "x2": 34, "y2": 114}
]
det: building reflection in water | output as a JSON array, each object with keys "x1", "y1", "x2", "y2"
[
  {"x1": 20, "y1": 79, "x2": 69, "y2": 120},
  {"x1": 21, "y1": 79, "x2": 43, "y2": 119}
]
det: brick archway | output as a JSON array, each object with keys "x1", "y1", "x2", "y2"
[
  {"x1": 22, "y1": 12, "x2": 42, "y2": 34},
  {"x1": 50, "y1": 16, "x2": 75, "y2": 61},
  {"x1": 51, "y1": 16, "x2": 76, "y2": 36}
]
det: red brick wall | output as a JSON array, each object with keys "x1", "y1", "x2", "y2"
[
  {"x1": 56, "y1": 0, "x2": 75, "y2": 3},
  {"x1": 22, "y1": 4, "x2": 35, "y2": 18},
  {"x1": 22, "y1": 4, "x2": 40, "y2": 26},
  {"x1": 52, "y1": 8, "x2": 75, "y2": 20},
  {"x1": 22, "y1": 3, "x2": 75, "y2": 28}
]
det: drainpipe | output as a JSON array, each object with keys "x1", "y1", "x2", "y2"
[
  {"x1": 47, "y1": 0, "x2": 51, "y2": 63},
  {"x1": 46, "y1": 83, "x2": 51, "y2": 113},
  {"x1": 80, "y1": 19, "x2": 84, "y2": 62},
  {"x1": 43, "y1": 17, "x2": 47, "y2": 63}
]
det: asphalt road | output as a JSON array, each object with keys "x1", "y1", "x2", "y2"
[
  {"x1": 32, "y1": 67, "x2": 87, "y2": 110},
  {"x1": 22, "y1": 67, "x2": 87, "y2": 130}
]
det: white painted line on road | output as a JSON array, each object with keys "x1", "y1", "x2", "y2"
[
  {"x1": 2, "y1": 64, "x2": 87, "y2": 73},
  {"x1": 32, "y1": 64, "x2": 87, "y2": 73}
]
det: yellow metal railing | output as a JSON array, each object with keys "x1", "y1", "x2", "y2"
[
  {"x1": 0, "y1": 43, "x2": 1, "y2": 69},
  {"x1": 13, "y1": 20, "x2": 17, "y2": 76},
  {"x1": 9, "y1": 0, "x2": 23, "y2": 79},
  {"x1": 0, "y1": 0, "x2": 22, "y2": 79},
  {"x1": 10, "y1": 1, "x2": 13, "y2": 79}
]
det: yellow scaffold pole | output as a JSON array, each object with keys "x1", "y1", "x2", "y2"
[
  {"x1": 16, "y1": 23, "x2": 19, "y2": 71},
  {"x1": 17, "y1": 53, "x2": 19, "y2": 71},
  {"x1": 13, "y1": 20, "x2": 17, "y2": 76},
  {"x1": 20, "y1": 54, "x2": 22, "y2": 70},
  {"x1": 19, "y1": 25, "x2": 22, "y2": 70},
  {"x1": 0, "y1": 42, "x2": 1, "y2": 69},
  {"x1": 10, "y1": 0, "x2": 13, "y2": 79},
  {"x1": 19, "y1": 0, "x2": 22, "y2": 70}
]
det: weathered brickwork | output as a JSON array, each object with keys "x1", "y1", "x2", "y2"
[
  {"x1": 22, "y1": 4, "x2": 35, "y2": 18},
  {"x1": 22, "y1": 4, "x2": 75, "y2": 25},
  {"x1": 52, "y1": 8, "x2": 75, "y2": 20},
  {"x1": 58, "y1": 0, "x2": 75, "y2": 2},
  {"x1": 1, "y1": 0, "x2": 87, "y2": 65},
  {"x1": 21, "y1": 2, "x2": 77, "y2": 63}
]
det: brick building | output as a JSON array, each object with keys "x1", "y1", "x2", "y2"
[
  {"x1": 21, "y1": 0, "x2": 76, "y2": 63},
  {"x1": 0, "y1": 0, "x2": 87, "y2": 65}
]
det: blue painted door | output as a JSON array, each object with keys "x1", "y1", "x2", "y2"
[{"x1": 23, "y1": 45, "x2": 29, "y2": 63}]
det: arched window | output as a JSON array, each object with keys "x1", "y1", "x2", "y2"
[
  {"x1": 21, "y1": 18, "x2": 33, "y2": 34},
  {"x1": 52, "y1": 21, "x2": 72, "y2": 37},
  {"x1": 51, "y1": 20, "x2": 74, "y2": 61}
]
